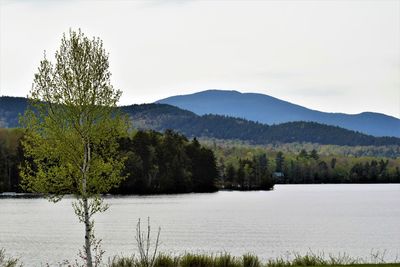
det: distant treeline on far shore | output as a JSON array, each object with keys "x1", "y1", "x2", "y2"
[{"x1": 1, "y1": 128, "x2": 400, "y2": 194}]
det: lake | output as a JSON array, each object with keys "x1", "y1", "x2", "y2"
[{"x1": 1, "y1": 184, "x2": 399, "y2": 265}]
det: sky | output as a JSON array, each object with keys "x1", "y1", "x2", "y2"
[{"x1": 0, "y1": 0, "x2": 399, "y2": 118}]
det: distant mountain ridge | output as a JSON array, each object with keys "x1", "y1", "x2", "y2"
[
  {"x1": 0, "y1": 96, "x2": 28, "y2": 128},
  {"x1": 156, "y1": 90, "x2": 400, "y2": 138},
  {"x1": 1, "y1": 96, "x2": 400, "y2": 146},
  {"x1": 121, "y1": 104, "x2": 400, "y2": 146}
]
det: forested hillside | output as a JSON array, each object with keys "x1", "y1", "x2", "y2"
[
  {"x1": 121, "y1": 104, "x2": 400, "y2": 146},
  {"x1": 0, "y1": 96, "x2": 28, "y2": 128},
  {"x1": 1, "y1": 96, "x2": 400, "y2": 147}
]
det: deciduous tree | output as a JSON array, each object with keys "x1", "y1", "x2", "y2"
[{"x1": 20, "y1": 29, "x2": 128, "y2": 267}]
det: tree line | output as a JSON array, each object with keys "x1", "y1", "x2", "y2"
[
  {"x1": 2, "y1": 128, "x2": 400, "y2": 194},
  {"x1": 0, "y1": 128, "x2": 220, "y2": 194},
  {"x1": 214, "y1": 146, "x2": 400, "y2": 185}
]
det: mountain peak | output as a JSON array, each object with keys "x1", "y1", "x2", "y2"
[{"x1": 156, "y1": 90, "x2": 400, "y2": 137}]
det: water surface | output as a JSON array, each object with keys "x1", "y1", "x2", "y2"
[{"x1": 1, "y1": 184, "x2": 399, "y2": 265}]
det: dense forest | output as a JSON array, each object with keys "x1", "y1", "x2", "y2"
[
  {"x1": 0, "y1": 128, "x2": 271, "y2": 194},
  {"x1": 1, "y1": 128, "x2": 400, "y2": 194},
  {"x1": 0, "y1": 128, "x2": 223, "y2": 194},
  {"x1": 2, "y1": 96, "x2": 400, "y2": 146},
  {"x1": 114, "y1": 130, "x2": 220, "y2": 194},
  {"x1": 211, "y1": 142, "x2": 400, "y2": 185}
]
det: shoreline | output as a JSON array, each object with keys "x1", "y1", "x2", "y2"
[{"x1": 2, "y1": 183, "x2": 400, "y2": 198}]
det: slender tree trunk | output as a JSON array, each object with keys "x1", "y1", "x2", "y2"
[
  {"x1": 83, "y1": 195, "x2": 93, "y2": 267},
  {"x1": 82, "y1": 141, "x2": 93, "y2": 267}
]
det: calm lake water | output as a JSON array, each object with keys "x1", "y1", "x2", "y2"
[{"x1": 1, "y1": 184, "x2": 399, "y2": 266}]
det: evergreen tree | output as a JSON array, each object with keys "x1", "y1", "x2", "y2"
[
  {"x1": 275, "y1": 151, "x2": 285, "y2": 173},
  {"x1": 310, "y1": 149, "x2": 319, "y2": 160},
  {"x1": 225, "y1": 163, "x2": 236, "y2": 189}
]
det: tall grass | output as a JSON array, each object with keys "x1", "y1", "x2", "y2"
[
  {"x1": 242, "y1": 254, "x2": 261, "y2": 267},
  {"x1": 153, "y1": 253, "x2": 180, "y2": 267},
  {"x1": 214, "y1": 253, "x2": 241, "y2": 267},
  {"x1": 179, "y1": 253, "x2": 215, "y2": 267},
  {"x1": 107, "y1": 251, "x2": 395, "y2": 267},
  {"x1": 108, "y1": 256, "x2": 136, "y2": 267}
]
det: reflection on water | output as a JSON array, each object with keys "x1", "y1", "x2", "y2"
[{"x1": 0, "y1": 184, "x2": 399, "y2": 265}]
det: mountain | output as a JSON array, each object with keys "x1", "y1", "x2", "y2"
[
  {"x1": 120, "y1": 104, "x2": 400, "y2": 146},
  {"x1": 0, "y1": 96, "x2": 28, "y2": 128},
  {"x1": 1, "y1": 96, "x2": 400, "y2": 146},
  {"x1": 156, "y1": 90, "x2": 400, "y2": 138}
]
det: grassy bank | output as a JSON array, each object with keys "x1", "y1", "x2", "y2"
[
  {"x1": 2, "y1": 249, "x2": 399, "y2": 267},
  {"x1": 108, "y1": 252, "x2": 400, "y2": 267}
]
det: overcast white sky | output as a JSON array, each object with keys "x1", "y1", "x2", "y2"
[{"x1": 0, "y1": 0, "x2": 399, "y2": 117}]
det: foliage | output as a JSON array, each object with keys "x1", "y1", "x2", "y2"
[
  {"x1": 20, "y1": 30, "x2": 127, "y2": 200},
  {"x1": 19, "y1": 29, "x2": 128, "y2": 267}
]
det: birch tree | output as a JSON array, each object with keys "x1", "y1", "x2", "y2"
[{"x1": 20, "y1": 29, "x2": 128, "y2": 267}]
